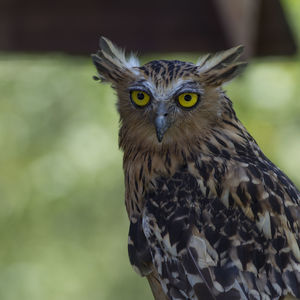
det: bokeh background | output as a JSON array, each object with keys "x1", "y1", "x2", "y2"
[{"x1": 0, "y1": 1, "x2": 300, "y2": 300}]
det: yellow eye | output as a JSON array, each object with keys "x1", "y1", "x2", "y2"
[
  {"x1": 177, "y1": 93, "x2": 199, "y2": 108},
  {"x1": 130, "y1": 90, "x2": 151, "y2": 107}
]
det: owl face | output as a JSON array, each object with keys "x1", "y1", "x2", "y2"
[
  {"x1": 117, "y1": 60, "x2": 206, "y2": 143},
  {"x1": 92, "y1": 38, "x2": 246, "y2": 147}
]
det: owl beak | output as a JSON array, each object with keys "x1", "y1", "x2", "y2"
[
  {"x1": 155, "y1": 102, "x2": 171, "y2": 142},
  {"x1": 155, "y1": 115, "x2": 169, "y2": 142}
]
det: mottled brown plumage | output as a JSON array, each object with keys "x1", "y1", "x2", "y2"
[{"x1": 92, "y1": 37, "x2": 300, "y2": 300}]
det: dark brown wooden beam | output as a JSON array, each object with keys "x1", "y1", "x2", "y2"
[{"x1": 0, "y1": 0, "x2": 296, "y2": 56}]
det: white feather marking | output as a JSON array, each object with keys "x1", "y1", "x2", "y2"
[
  {"x1": 213, "y1": 281, "x2": 224, "y2": 292},
  {"x1": 252, "y1": 178, "x2": 261, "y2": 184},
  {"x1": 197, "y1": 179, "x2": 207, "y2": 196},
  {"x1": 126, "y1": 54, "x2": 140, "y2": 68},
  {"x1": 187, "y1": 273, "x2": 204, "y2": 286},
  {"x1": 249, "y1": 289, "x2": 261, "y2": 300},
  {"x1": 221, "y1": 189, "x2": 229, "y2": 208},
  {"x1": 187, "y1": 247, "x2": 217, "y2": 300},
  {"x1": 162, "y1": 233, "x2": 178, "y2": 256},
  {"x1": 213, "y1": 157, "x2": 223, "y2": 164},
  {"x1": 235, "y1": 167, "x2": 250, "y2": 183},
  {"x1": 196, "y1": 45, "x2": 243, "y2": 72},
  {"x1": 256, "y1": 212, "x2": 272, "y2": 239},
  {"x1": 233, "y1": 280, "x2": 248, "y2": 300},
  {"x1": 189, "y1": 236, "x2": 216, "y2": 268},
  {"x1": 240, "y1": 162, "x2": 249, "y2": 168},
  {"x1": 271, "y1": 282, "x2": 282, "y2": 296},
  {"x1": 142, "y1": 213, "x2": 152, "y2": 239},
  {"x1": 245, "y1": 262, "x2": 258, "y2": 275},
  {"x1": 196, "y1": 53, "x2": 212, "y2": 70},
  {"x1": 132, "y1": 265, "x2": 143, "y2": 276},
  {"x1": 285, "y1": 228, "x2": 300, "y2": 261},
  {"x1": 291, "y1": 259, "x2": 300, "y2": 273},
  {"x1": 100, "y1": 37, "x2": 140, "y2": 69},
  {"x1": 128, "y1": 235, "x2": 134, "y2": 245}
]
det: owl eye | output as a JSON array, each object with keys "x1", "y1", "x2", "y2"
[
  {"x1": 130, "y1": 90, "x2": 151, "y2": 107},
  {"x1": 177, "y1": 93, "x2": 199, "y2": 109}
]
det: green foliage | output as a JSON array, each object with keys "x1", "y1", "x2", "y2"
[
  {"x1": 0, "y1": 56, "x2": 152, "y2": 299},
  {"x1": 0, "y1": 3, "x2": 299, "y2": 298}
]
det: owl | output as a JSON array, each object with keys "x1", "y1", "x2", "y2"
[{"x1": 92, "y1": 37, "x2": 300, "y2": 300}]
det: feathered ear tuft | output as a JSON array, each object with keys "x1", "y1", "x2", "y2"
[
  {"x1": 91, "y1": 37, "x2": 140, "y2": 84},
  {"x1": 196, "y1": 45, "x2": 247, "y2": 86}
]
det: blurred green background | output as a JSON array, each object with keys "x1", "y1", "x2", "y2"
[{"x1": 0, "y1": 1, "x2": 300, "y2": 300}]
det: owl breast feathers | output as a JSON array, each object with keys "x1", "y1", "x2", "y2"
[{"x1": 92, "y1": 37, "x2": 300, "y2": 300}]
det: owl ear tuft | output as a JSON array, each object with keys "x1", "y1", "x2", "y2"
[
  {"x1": 91, "y1": 37, "x2": 140, "y2": 84},
  {"x1": 196, "y1": 45, "x2": 247, "y2": 86}
]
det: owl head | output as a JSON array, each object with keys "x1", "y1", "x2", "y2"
[{"x1": 92, "y1": 37, "x2": 247, "y2": 151}]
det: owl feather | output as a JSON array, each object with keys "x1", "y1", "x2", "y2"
[{"x1": 92, "y1": 38, "x2": 300, "y2": 300}]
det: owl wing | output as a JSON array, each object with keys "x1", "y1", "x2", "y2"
[{"x1": 141, "y1": 164, "x2": 300, "y2": 300}]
